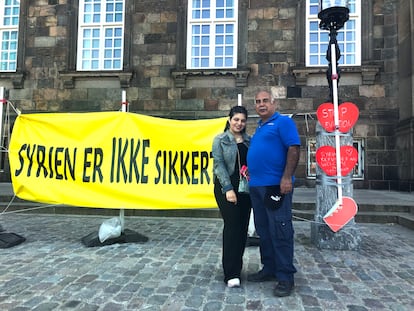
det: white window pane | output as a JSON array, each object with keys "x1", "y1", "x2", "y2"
[
  {"x1": 201, "y1": 36, "x2": 209, "y2": 45},
  {"x1": 346, "y1": 43, "x2": 355, "y2": 53},
  {"x1": 114, "y1": 38, "x2": 122, "y2": 47},
  {"x1": 193, "y1": 10, "x2": 200, "y2": 19},
  {"x1": 202, "y1": 25, "x2": 209, "y2": 33},
  {"x1": 84, "y1": 3, "x2": 92, "y2": 13},
  {"x1": 192, "y1": 37, "x2": 200, "y2": 45},
  {"x1": 201, "y1": 47, "x2": 209, "y2": 56},
  {"x1": 192, "y1": 25, "x2": 200, "y2": 34},
  {"x1": 310, "y1": 44, "x2": 318, "y2": 53},
  {"x1": 309, "y1": 22, "x2": 319, "y2": 31},
  {"x1": 310, "y1": 33, "x2": 318, "y2": 42},
  {"x1": 92, "y1": 39, "x2": 99, "y2": 48},
  {"x1": 115, "y1": 13, "x2": 122, "y2": 22},
  {"x1": 82, "y1": 60, "x2": 90, "y2": 68},
  {"x1": 201, "y1": 10, "x2": 210, "y2": 18},
  {"x1": 83, "y1": 50, "x2": 91, "y2": 58},
  {"x1": 104, "y1": 60, "x2": 111, "y2": 68},
  {"x1": 346, "y1": 55, "x2": 355, "y2": 63}
]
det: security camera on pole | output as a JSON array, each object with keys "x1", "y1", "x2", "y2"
[{"x1": 311, "y1": 0, "x2": 361, "y2": 250}]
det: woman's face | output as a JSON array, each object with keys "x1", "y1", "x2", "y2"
[{"x1": 229, "y1": 112, "x2": 247, "y2": 134}]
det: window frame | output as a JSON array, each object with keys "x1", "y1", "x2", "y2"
[
  {"x1": 60, "y1": 0, "x2": 132, "y2": 89},
  {"x1": 305, "y1": 0, "x2": 361, "y2": 67},
  {"x1": 0, "y1": 0, "x2": 25, "y2": 88},
  {"x1": 0, "y1": 0, "x2": 20, "y2": 72},
  {"x1": 307, "y1": 137, "x2": 365, "y2": 180},
  {"x1": 186, "y1": 0, "x2": 238, "y2": 70},
  {"x1": 76, "y1": 0, "x2": 125, "y2": 71},
  {"x1": 172, "y1": 0, "x2": 249, "y2": 88}
]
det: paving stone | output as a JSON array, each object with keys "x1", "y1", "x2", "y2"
[{"x1": 0, "y1": 214, "x2": 413, "y2": 310}]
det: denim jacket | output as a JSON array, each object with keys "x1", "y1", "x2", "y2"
[{"x1": 212, "y1": 130, "x2": 250, "y2": 193}]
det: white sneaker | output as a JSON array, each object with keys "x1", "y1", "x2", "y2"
[{"x1": 227, "y1": 278, "x2": 241, "y2": 288}]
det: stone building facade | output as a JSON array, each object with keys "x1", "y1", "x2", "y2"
[{"x1": 0, "y1": 0, "x2": 413, "y2": 191}]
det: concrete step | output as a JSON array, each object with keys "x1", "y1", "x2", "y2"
[
  {"x1": 1, "y1": 184, "x2": 413, "y2": 230},
  {"x1": 2, "y1": 200, "x2": 413, "y2": 231}
]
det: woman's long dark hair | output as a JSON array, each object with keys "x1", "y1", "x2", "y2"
[{"x1": 223, "y1": 105, "x2": 248, "y2": 133}]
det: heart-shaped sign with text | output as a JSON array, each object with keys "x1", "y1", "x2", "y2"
[
  {"x1": 316, "y1": 145, "x2": 358, "y2": 176},
  {"x1": 323, "y1": 196, "x2": 358, "y2": 232},
  {"x1": 317, "y1": 102, "x2": 359, "y2": 133}
]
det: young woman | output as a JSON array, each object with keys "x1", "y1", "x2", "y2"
[{"x1": 212, "y1": 105, "x2": 251, "y2": 288}]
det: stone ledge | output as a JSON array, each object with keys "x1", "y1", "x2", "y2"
[
  {"x1": 171, "y1": 68, "x2": 250, "y2": 88},
  {"x1": 292, "y1": 65, "x2": 380, "y2": 86},
  {"x1": 0, "y1": 72, "x2": 25, "y2": 89},
  {"x1": 59, "y1": 71, "x2": 133, "y2": 89}
]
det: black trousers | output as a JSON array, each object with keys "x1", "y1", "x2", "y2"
[{"x1": 214, "y1": 181, "x2": 251, "y2": 282}]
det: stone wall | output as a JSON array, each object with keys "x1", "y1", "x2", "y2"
[{"x1": 0, "y1": 0, "x2": 412, "y2": 190}]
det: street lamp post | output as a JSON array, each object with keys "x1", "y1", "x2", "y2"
[
  {"x1": 318, "y1": 0, "x2": 349, "y2": 102},
  {"x1": 311, "y1": 0, "x2": 361, "y2": 250}
]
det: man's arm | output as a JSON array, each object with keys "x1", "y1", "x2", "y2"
[{"x1": 280, "y1": 145, "x2": 300, "y2": 194}]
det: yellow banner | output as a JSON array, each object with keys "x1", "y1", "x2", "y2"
[{"x1": 9, "y1": 112, "x2": 227, "y2": 209}]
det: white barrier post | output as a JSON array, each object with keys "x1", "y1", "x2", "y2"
[
  {"x1": 0, "y1": 87, "x2": 4, "y2": 144},
  {"x1": 0, "y1": 87, "x2": 4, "y2": 172},
  {"x1": 119, "y1": 90, "x2": 128, "y2": 231}
]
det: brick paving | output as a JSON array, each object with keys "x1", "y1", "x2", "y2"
[{"x1": 0, "y1": 213, "x2": 413, "y2": 311}]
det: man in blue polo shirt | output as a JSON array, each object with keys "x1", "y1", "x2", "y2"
[{"x1": 247, "y1": 90, "x2": 300, "y2": 297}]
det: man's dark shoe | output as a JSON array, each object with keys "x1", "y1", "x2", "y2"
[
  {"x1": 247, "y1": 270, "x2": 276, "y2": 282},
  {"x1": 273, "y1": 281, "x2": 294, "y2": 297}
]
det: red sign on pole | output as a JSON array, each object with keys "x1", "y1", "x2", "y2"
[
  {"x1": 316, "y1": 145, "x2": 358, "y2": 176},
  {"x1": 317, "y1": 102, "x2": 359, "y2": 133},
  {"x1": 323, "y1": 196, "x2": 358, "y2": 232}
]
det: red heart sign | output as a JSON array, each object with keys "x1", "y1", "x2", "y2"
[
  {"x1": 316, "y1": 145, "x2": 358, "y2": 176},
  {"x1": 323, "y1": 196, "x2": 358, "y2": 232},
  {"x1": 317, "y1": 102, "x2": 359, "y2": 133}
]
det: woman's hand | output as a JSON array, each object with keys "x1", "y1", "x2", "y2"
[{"x1": 226, "y1": 190, "x2": 237, "y2": 204}]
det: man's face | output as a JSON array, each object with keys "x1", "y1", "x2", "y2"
[{"x1": 255, "y1": 91, "x2": 276, "y2": 121}]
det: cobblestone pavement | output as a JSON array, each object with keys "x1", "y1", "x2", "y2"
[{"x1": 0, "y1": 213, "x2": 413, "y2": 311}]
